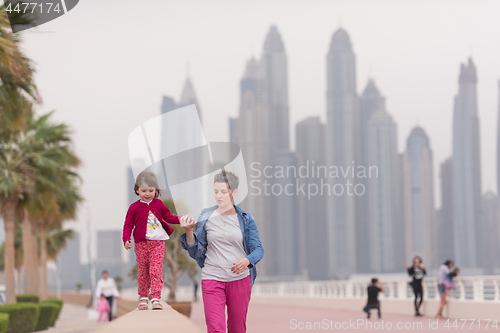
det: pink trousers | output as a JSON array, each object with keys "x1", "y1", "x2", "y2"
[
  {"x1": 134, "y1": 240, "x2": 165, "y2": 299},
  {"x1": 97, "y1": 311, "x2": 108, "y2": 322},
  {"x1": 202, "y1": 276, "x2": 252, "y2": 333}
]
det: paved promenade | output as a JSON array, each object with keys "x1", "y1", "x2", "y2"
[
  {"x1": 39, "y1": 303, "x2": 101, "y2": 333},
  {"x1": 190, "y1": 297, "x2": 499, "y2": 332}
]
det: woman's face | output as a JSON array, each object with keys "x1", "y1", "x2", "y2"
[
  {"x1": 214, "y1": 182, "x2": 237, "y2": 209},
  {"x1": 447, "y1": 261, "x2": 454, "y2": 269}
]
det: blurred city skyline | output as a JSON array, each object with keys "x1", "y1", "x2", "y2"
[{"x1": 10, "y1": 0, "x2": 500, "y2": 265}]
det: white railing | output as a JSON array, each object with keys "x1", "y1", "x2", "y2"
[{"x1": 247, "y1": 276, "x2": 500, "y2": 303}]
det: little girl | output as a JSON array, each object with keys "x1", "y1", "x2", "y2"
[
  {"x1": 122, "y1": 171, "x2": 194, "y2": 310},
  {"x1": 96, "y1": 294, "x2": 110, "y2": 322}
]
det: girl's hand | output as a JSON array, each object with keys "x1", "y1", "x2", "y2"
[
  {"x1": 404, "y1": 264, "x2": 409, "y2": 269},
  {"x1": 124, "y1": 240, "x2": 132, "y2": 250},
  {"x1": 231, "y1": 258, "x2": 250, "y2": 274}
]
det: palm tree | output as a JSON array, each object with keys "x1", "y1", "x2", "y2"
[{"x1": 0, "y1": 3, "x2": 39, "y2": 304}]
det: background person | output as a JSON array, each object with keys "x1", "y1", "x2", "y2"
[
  {"x1": 404, "y1": 256, "x2": 427, "y2": 316},
  {"x1": 363, "y1": 278, "x2": 384, "y2": 319},
  {"x1": 95, "y1": 270, "x2": 119, "y2": 321},
  {"x1": 436, "y1": 260, "x2": 454, "y2": 318},
  {"x1": 181, "y1": 170, "x2": 264, "y2": 333}
]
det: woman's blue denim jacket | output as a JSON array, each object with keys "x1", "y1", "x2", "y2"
[{"x1": 180, "y1": 204, "x2": 264, "y2": 286}]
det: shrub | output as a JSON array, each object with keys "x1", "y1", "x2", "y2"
[
  {"x1": 0, "y1": 313, "x2": 9, "y2": 333},
  {"x1": 34, "y1": 303, "x2": 58, "y2": 331},
  {"x1": 0, "y1": 303, "x2": 40, "y2": 333},
  {"x1": 44, "y1": 298, "x2": 63, "y2": 320},
  {"x1": 40, "y1": 301, "x2": 60, "y2": 327},
  {"x1": 16, "y1": 294, "x2": 40, "y2": 304}
]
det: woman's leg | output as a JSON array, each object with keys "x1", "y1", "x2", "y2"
[
  {"x1": 202, "y1": 279, "x2": 227, "y2": 333},
  {"x1": 148, "y1": 240, "x2": 165, "y2": 300},
  {"x1": 106, "y1": 296, "x2": 114, "y2": 321},
  {"x1": 226, "y1": 276, "x2": 252, "y2": 333},
  {"x1": 437, "y1": 293, "x2": 447, "y2": 317},
  {"x1": 135, "y1": 242, "x2": 151, "y2": 298},
  {"x1": 414, "y1": 289, "x2": 419, "y2": 312}
]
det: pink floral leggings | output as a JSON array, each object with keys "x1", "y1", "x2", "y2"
[{"x1": 134, "y1": 240, "x2": 165, "y2": 299}]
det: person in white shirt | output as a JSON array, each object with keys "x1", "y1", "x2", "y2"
[{"x1": 95, "y1": 270, "x2": 119, "y2": 321}]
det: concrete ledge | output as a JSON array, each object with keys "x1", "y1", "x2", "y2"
[
  {"x1": 250, "y1": 296, "x2": 500, "y2": 321},
  {"x1": 90, "y1": 301, "x2": 201, "y2": 333}
]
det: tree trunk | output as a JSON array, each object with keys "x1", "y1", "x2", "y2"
[
  {"x1": 3, "y1": 199, "x2": 18, "y2": 303},
  {"x1": 164, "y1": 245, "x2": 178, "y2": 303},
  {"x1": 39, "y1": 223, "x2": 48, "y2": 300},
  {"x1": 22, "y1": 210, "x2": 39, "y2": 295}
]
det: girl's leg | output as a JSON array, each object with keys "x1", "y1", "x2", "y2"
[
  {"x1": 202, "y1": 279, "x2": 226, "y2": 333},
  {"x1": 414, "y1": 290, "x2": 419, "y2": 312},
  {"x1": 226, "y1": 276, "x2": 252, "y2": 333},
  {"x1": 135, "y1": 242, "x2": 151, "y2": 298},
  {"x1": 149, "y1": 240, "x2": 165, "y2": 300}
]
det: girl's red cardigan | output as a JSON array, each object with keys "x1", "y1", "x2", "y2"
[{"x1": 122, "y1": 199, "x2": 180, "y2": 244}]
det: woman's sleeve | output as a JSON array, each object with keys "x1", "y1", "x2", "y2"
[
  {"x1": 122, "y1": 206, "x2": 135, "y2": 244},
  {"x1": 95, "y1": 280, "x2": 102, "y2": 298},
  {"x1": 180, "y1": 224, "x2": 207, "y2": 263},
  {"x1": 407, "y1": 267, "x2": 414, "y2": 276},
  {"x1": 246, "y1": 215, "x2": 264, "y2": 267}
]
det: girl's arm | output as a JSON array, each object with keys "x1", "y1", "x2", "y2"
[
  {"x1": 122, "y1": 205, "x2": 136, "y2": 244},
  {"x1": 160, "y1": 201, "x2": 181, "y2": 224},
  {"x1": 245, "y1": 214, "x2": 264, "y2": 268}
]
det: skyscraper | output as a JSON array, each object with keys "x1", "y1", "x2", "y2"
[
  {"x1": 325, "y1": 28, "x2": 358, "y2": 278},
  {"x1": 401, "y1": 126, "x2": 436, "y2": 267},
  {"x1": 296, "y1": 117, "x2": 327, "y2": 279},
  {"x1": 451, "y1": 58, "x2": 482, "y2": 268},
  {"x1": 481, "y1": 192, "x2": 500, "y2": 274},
  {"x1": 367, "y1": 109, "x2": 398, "y2": 273},
  {"x1": 234, "y1": 26, "x2": 291, "y2": 277},
  {"x1": 261, "y1": 25, "x2": 289, "y2": 163},
  {"x1": 497, "y1": 80, "x2": 500, "y2": 197},
  {"x1": 59, "y1": 232, "x2": 81, "y2": 290},
  {"x1": 438, "y1": 158, "x2": 454, "y2": 262},
  {"x1": 356, "y1": 79, "x2": 385, "y2": 273}
]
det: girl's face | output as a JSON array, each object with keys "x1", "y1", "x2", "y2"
[
  {"x1": 414, "y1": 258, "x2": 421, "y2": 266},
  {"x1": 214, "y1": 182, "x2": 237, "y2": 209},
  {"x1": 138, "y1": 182, "x2": 156, "y2": 202}
]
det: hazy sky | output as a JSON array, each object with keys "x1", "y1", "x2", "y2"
[{"x1": 12, "y1": 0, "x2": 500, "y2": 262}]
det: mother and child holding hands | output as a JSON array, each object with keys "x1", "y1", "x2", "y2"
[{"x1": 122, "y1": 169, "x2": 264, "y2": 333}]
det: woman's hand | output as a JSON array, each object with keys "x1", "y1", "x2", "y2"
[
  {"x1": 232, "y1": 258, "x2": 250, "y2": 274},
  {"x1": 180, "y1": 215, "x2": 196, "y2": 230}
]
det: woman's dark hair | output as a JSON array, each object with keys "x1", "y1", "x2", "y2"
[
  {"x1": 214, "y1": 170, "x2": 239, "y2": 192},
  {"x1": 444, "y1": 260, "x2": 454, "y2": 266},
  {"x1": 371, "y1": 278, "x2": 378, "y2": 284},
  {"x1": 134, "y1": 171, "x2": 163, "y2": 199},
  {"x1": 413, "y1": 256, "x2": 422, "y2": 264}
]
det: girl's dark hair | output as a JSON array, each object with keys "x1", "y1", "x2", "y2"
[
  {"x1": 134, "y1": 171, "x2": 163, "y2": 199},
  {"x1": 100, "y1": 294, "x2": 106, "y2": 298},
  {"x1": 214, "y1": 170, "x2": 239, "y2": 192},
  {"x1": 371, "y1": 278, "x2": 378, "y2": 284},
  {"x1": 444, "y1": 260, "x2": 454, "y2": 266}
]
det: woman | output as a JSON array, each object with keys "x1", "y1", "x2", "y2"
[
  {"x1": 404, "y1": 256, "x2": 426, "y2": 316},
  {"x1": 181, "y1": 170, "x2": 264, "y2": 333},
  {"x1": 436, "y1": 260, "x2": 454, "y2": 318}
]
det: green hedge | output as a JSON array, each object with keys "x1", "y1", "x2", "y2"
[
  {"x1": 34, "y1": 303, "x2": 58, "y2": 332},
  {"x1": 44, "y1": 298, "x2": 63, "y2": 320},
  {"x1": 0, "y1": 313, "x2": 9, "y2": 333},
  {"x1": 0, "y1": 304, "x2": 40, "y2": 333},
  {"x1": 40, "y1": 301, "x2": 60, "y2": 327},
  {"x1": 16, "y1": 294, "x2": 40, "y2": 304}
]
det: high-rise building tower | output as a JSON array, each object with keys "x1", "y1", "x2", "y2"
[
  {"x1": 497, "y1": 80, "x2": 500, "y2": 196},
  {"x1": 481, "y1": 192, "x2": 500, "y2": 274},
  {"x1": 356, "y1": 79, "x2": 385, "y2": 273},
  {"x1": 261, "y1": 25, "x2": 289, "y2": 163},
  {"x1": 451, "y1": 58, "x2": 482, "y2": 268},
  {"x1": 325, "y1": 28, "x2": 358, "y2": 278},
  {"x1": 401, "y1": 126, "x2": 436, "y2": 267},
  {"x1": 296, "y1": 117, "x2": 327, "y2": 279},
  {"x1": 438, "y1": 158, "x2": 454, "y2": 262},
  {"x1": 367, "y1": 110, "x2": 398, "y2": 273}
]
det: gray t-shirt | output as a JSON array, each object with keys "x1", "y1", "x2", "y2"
[{"x1": 188, "y1": 211, "x2": 249, "y2": 282}]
